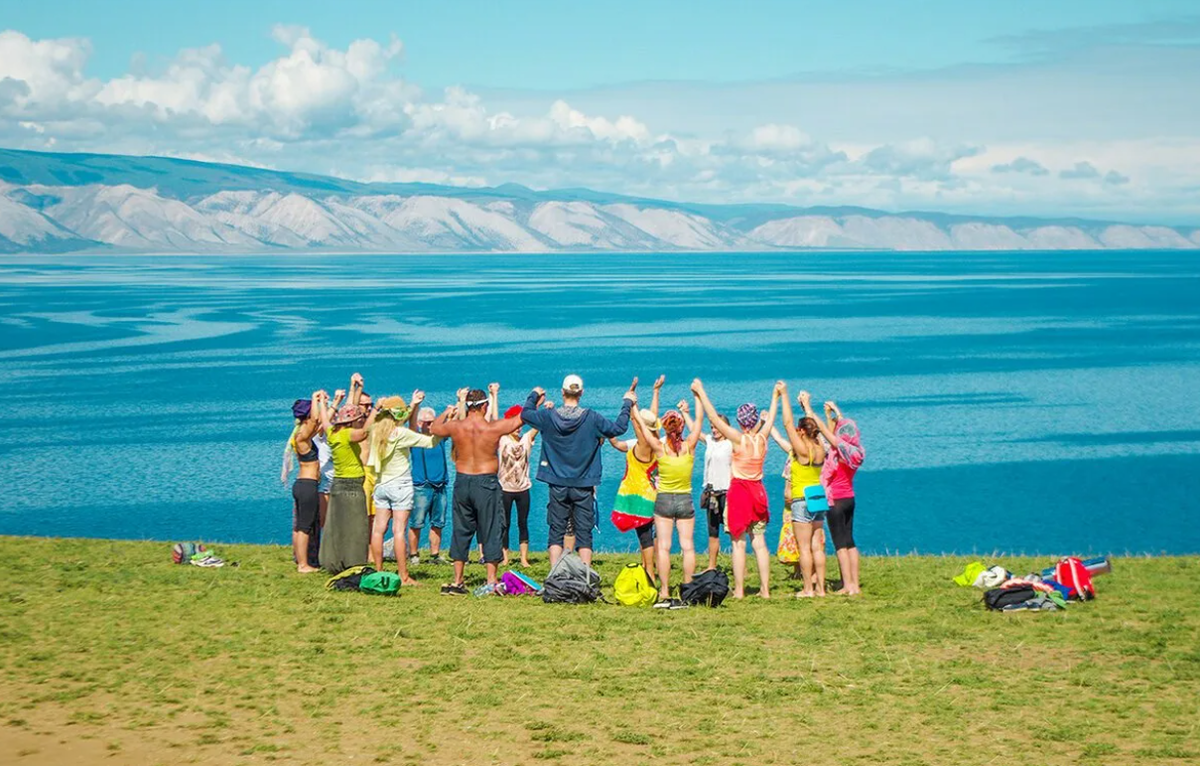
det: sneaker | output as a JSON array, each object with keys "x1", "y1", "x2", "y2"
[
  {"x1": 473, "y1": 583, "x2": 498, "y2": 598},
  {"x1": 653, "y1": 598, "x2": 673, "y2": 609},
  {"x1": 408, "y1": 555, "x2": 420, "y2": 566},
  {"x1": 440, "y1": 583, "x2": 467, "y2": 596},
  {"x1": 429, "y1": 555, "x2": 450, "y2": 565},
  {"x1": 668, "y1": 598, "x2": 689, "y2": 610}
]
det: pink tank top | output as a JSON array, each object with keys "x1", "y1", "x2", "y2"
[{"x1": 731, "y1": 433, "x2": 767, "y2": 481}]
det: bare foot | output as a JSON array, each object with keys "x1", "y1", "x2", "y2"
[
  {"x1": 520, "y1": 559, "x2": 532, "y2": 568},
  {"x1": 834, "y1": 587, "x2": 851, "y2": 595},
  {"x1": 815, "y1": 590, "x2": 827, "y2": 597},
  {"x1": 795, "y1": 590, "x2": 815, "y2": 599},
  {"x1": 732, "y1": 590, "x2": 745, "y2": 599},
  {"x1": 758, "y1": 590, "x2": 770, "y2": 599},
  {"x1": 297, "y1": 565, "x2": 320, "y2": 574},
  {"x1": 401, "y1": 578, "x2": 420, "y2": 586}
]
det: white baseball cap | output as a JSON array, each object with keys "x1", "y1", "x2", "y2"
[{"x1": 562, "y1": 374, "x2": 584, "y2": 393}]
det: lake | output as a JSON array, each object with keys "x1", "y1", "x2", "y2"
[{"x1": 1, "y1": 251, "x2": 1198, "y2": 555}]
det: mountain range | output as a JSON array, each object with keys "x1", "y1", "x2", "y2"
[{"x1": 1, "y1": 148, "x2": 1197, "y2": 254}]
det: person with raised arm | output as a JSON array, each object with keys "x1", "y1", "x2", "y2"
[
  {"x1": 319, "y1": 381, "x2": 379, "y2": 573},
  {"x1": 285, "y1": 390, "x2": 325, "y2": 573},
  {"x1": 494, "y1": 382, "x2": 539, "y2": 568},
  {"x1": 778, "y1": 385, "x2": 829, "y2": 597},
  {"x1": 366, "y1": 391, "x2": 441, "y2": 585},
  {"x1": 521, "y1": 375, "x2": 636, "y2": 568},
  {"x1": 431, "y1": 389, "x2": 523, "y2": 596},
  {"x1": 643, "y1": 395, "x2": 704, "y2": 608},
  {"x1": 698, "y1": 412, "x2": 733, "y2": 571},
  {"x1": 801, "y1": 395, "x2": 865, "y2": 595},
  {"x1": 691, "y1": 378, "x2": 779, "y2": 599},
  {"x1": 407, "y1": 404, "x2": 451, "y2": 565},
  {"x1": 608, "y1": 374, "x2": 665, "y2": 579}
]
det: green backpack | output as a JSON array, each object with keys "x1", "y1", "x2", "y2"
[
  {"x1": 614, "y1": 563, "x2": 657, "y2": 607},
  {"x1": 359, "y1": 571, "x2": 402, "y2": 596}
]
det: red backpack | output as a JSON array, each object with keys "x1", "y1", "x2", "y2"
[{"x1": 1053, "y1": 557, "x2": 1096, "y2": 601}]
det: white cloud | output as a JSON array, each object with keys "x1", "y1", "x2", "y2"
[{"x1": 0, "y1": 25, "x2": 1196, "y2": 221}]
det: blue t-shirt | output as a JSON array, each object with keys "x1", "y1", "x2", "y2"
[{"x1": 411, "y1": 440, "x2": 448, "y2": 488}]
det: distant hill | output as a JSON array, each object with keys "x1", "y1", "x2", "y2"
[{"x1": 1, "y1": 147, "x2": 1197, "y2": 253}]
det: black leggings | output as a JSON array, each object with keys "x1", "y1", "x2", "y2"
[
  {"x1": 502, "y1": 489, "x2": 531, "y2": 548},
  {"x1": 635, "y1": 520, "x2": 655, "y2": 550},
  {"x1": 292, "y1": 478, "x2": 320, "y2": 533},
  {"x1": 827, "y1": 497, "x2": 857, "y2": 550}
]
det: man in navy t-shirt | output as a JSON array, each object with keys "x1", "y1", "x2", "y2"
[{"x1": 408, "y1": 406, "x2": 450, "y2": 564}]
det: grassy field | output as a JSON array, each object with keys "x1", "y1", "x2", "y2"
[{"x1": 0, "y1": 537, "x2": 1197, "y2": 766}]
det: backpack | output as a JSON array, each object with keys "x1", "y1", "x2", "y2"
[
  {"x1": 680, "y1": 568, "x2": 730, "y2": 608},
  {"x1": 501, "y1": 570, "x2": 537, "y2": 596},
  {"x1": 613, "y1": 563, "x2": 657, "y2": 607},
  {"x1": 983, "y1": 585, "x2": 1037, "y2": 610},
  {"x1": 1053, "y1": 557, "x2": 1096, "y2": 601},
  {"x1": 542, "y1": 552, "x2": 602, "y2": 604},
  {"x1": 359, "y1": 571, "x2": 402, "y2": 596},
  {"x1": 325, "y1": 565, "x2": 376, "y2": 591}
]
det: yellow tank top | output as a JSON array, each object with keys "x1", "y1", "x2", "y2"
[
  {"x1": 790, "y1": 441, "x2": 822, "y2": 490},
  {"x1": 657, "y1": 450, "x2": 694, "y2": 493}
]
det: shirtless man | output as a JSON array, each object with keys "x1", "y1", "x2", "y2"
[{"x1": 430, "y1": 388, "x2": 523, "y2": 595}]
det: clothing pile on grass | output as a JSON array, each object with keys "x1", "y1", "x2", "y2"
[
  {"x1": 954, "y1": 556, "x2": 1110, "y2": 612},
  {"x1": 170, "y1": 542, "x2": 228, "y2": 568}
]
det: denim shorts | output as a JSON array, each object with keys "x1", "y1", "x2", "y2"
[
  {"x1": 373, "y1": 478, "x2": 414, "y2": 512},
  {"x1": 654, "y1": 492, "x2": 695, "y2": 520},
  {"x1": 410, "y1": 485, "x2": 448, "y2": 528},
  {"x1": 790, "y1": 497, "x2": 827, "y2": 524}
]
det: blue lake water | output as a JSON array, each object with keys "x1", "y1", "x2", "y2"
[{"x1": 1, "y1": 251, "x2": 1198, "y2": 555}]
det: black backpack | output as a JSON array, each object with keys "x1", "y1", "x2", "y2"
[
  {"x1": 542, "y1": 552, "x2": 602, "y2": 604},
  {"x1": 680, "y1": 568, "x2": 730, "y2": 607},
  {"x1": 983, "y1": 585, "x2": 1037, "y2": 611}
]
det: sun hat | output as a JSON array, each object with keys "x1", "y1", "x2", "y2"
[
  {"x1": 292, "y1": 399, "x2": 312, "y2": 420},
  {"x1": 417, "y1": 406, "x2": 437, "y2": 422},
  {"x1": 332, "y1": 405, "x2": 362, "y2": 426},
  {"x1": 638, "y1": 409, "x2": 661, "y2": 430},
  {"x1": 377, "y1": 395, "x2": 410, "y2": 422},
  {"x1": 736, "y1": 403, "x2": 760, "y2": 430},
  {"x1": 504, "y1": 404, "x2": 523, "y2": 419},
  {"x1": 562, "y1": 374, "x2": 584, "y2": 394}
]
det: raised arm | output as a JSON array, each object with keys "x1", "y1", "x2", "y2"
[
  {"x1": 348, "y1": 373, "x2": 363, "y2": 409},
  {"x1": 608, "y1": 436, "x2": 630, "y2": 452},
  {"x1": 681, "y1": 397, "x2": 704, "y2": 452},
  {"x1": 348, "y1": 404, "x2": 379, "y2": 443},
  {"x1": 631, "y1": 403, "x2": 663, "y2": 453},
  {"x1": 594, "y1": 377, "x2": 638, "y2": 439},
  {"x1": 691, "y1": 378, "x2": 742, "y2": 444},
  {"x1": 800, "y1": 392, "x2": 838, "y2": 446},
  {"x1": 520, "y1": 388, "x2": 550, "y2": 431},
  {"x1": 650, "y1": 375, "x2": 665, "y2": 419},
  {"x1": 770, "y1": 426, "x2": 792, "y2": 454},
  {"x1": 486, "y1": 382, "x2": 500, "y2": 423},
  {"x1": 780, "y1": 382, "x2": 809, "y2": 456},
  {"x1": 317, "y1": 390, "x2": 334, "y2": 431},
  {"x1": 756, "y1": 382, "x2": 781, "y2": 435},
  {"x1": 407, "y1": 390, "x2": 424, "y2": 430},
  {"x1": 429, "y1": 405, "x2": 459, "y2": 438},
  {"x1": 455, "y1": 387, "x2": 468, "y2": 420}
]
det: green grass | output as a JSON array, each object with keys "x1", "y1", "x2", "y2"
[{"x1": 1, "y1": 537, "x2": 1198, "y2": 765}]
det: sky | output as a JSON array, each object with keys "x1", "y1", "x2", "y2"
[{"x1": 2, "y1": 0, "x2": 1199, "y2": 222}]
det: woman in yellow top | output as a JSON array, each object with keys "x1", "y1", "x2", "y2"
[
  {"x1": 780, "y1": 385, "x2": 828, "y2": 597},
  {"x1": 642, "y1": 396, "x2": 704, "y2": 608},
  {"x1": 317, "y1": 384, "x2": 379, "y2": 574}
]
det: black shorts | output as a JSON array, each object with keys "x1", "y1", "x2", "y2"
[
  {"x1": 635, "y1": 520, "x2": 655, "y2": 550},
  {"x1": 704, "y1": 487, "x2": 727, "y2": 538},
  {"x1": 292, "y1": 478, "x2": 320, "y2": 533},
  {"x1": 547, "y1": 485, "x2": 595, "y2": 550},
  {"x1": 450, "y1": 473, "x2": 503, "y2": 564}
]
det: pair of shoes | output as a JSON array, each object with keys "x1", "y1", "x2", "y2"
[
  {"x1": 440, "y1": 582, "x2": 467, "y2": 595},
  {"x1": 473, "y1": 582, "x2": 501, "y2": 597},
  {"x1": 408, "y1": 555, "x2": 420, "y2": 565}
]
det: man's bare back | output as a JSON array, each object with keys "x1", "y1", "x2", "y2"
[{"x1": 430, "y1": 399, "x2": 521, "y2": 474}]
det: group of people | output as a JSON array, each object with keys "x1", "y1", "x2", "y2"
[{"x1": 283, "y1": 373, "x2": 865, "y2": 604}]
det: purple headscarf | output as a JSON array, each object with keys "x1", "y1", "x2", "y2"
[
  {"x1": 292, "y1": 399, "x2": 312, "y2": 420},
  {"x1": 736, "y1": 403, "x2": 760, "y2": 430}
]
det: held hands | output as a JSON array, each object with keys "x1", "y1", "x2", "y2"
[
  {"x1": 488, "y1": 382, "x2": 500, "y2": 395},
  {"x1": 690, "y1": 378, "x2": 704, "y2": 395},
  {"x1": 677, "y1": 399, "x2": 689, "y2": 412},
  {"x1": 798, "y1": 390, "x2": 812, "y2": 410},
  {"x1": 774, "y1": 380, "x2": 786, "y2": 397},
  {"x1": 456, "y1": 387, "x2": 469, "y2": 401},
  {"x1": 411, "y1": 390, "x2": 425, "y2": 406},
  {"x1": 653, "y1": 375, "x2": 665, "y2": 390},
  {"x1": 333, "y1": 388, "x2": 346, "y2": 401},
  {"x1": 532, "y1": 386, "x2": 546, "y2": 406},
  {"x1": 824, "y1": 401, "x2": 841, "y2": 420},
  {"x1": 351, "y1": 373, "x2": 364, "y2": 386}
]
